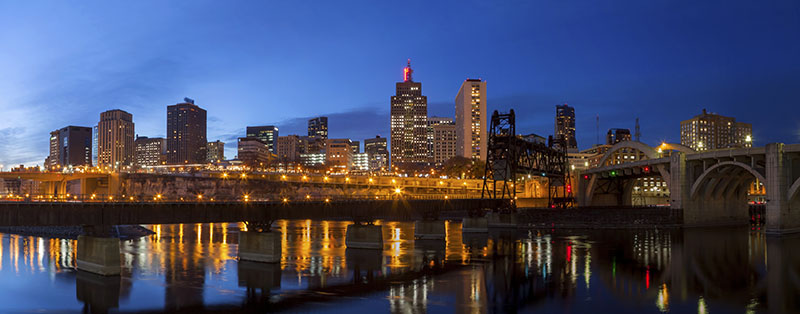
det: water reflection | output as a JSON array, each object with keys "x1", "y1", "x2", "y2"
[{"x1": 0, "y1": 221, "x2": 797, "y2": 312}]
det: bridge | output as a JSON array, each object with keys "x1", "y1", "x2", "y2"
[
  {"x1": 0, "y1": 171, "x2": 489, "y2": 201},
  {"x1": 578, "y1": 141, "x2": 800, "y2": 234}
]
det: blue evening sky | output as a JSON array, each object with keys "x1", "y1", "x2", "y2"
[{"x1": 0, "y1": 0, "x2": 798, "y2": 167}]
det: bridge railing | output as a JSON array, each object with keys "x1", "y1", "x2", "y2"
[{"x1": 0, "y1": 192, "x2": 488, "y2": 204}]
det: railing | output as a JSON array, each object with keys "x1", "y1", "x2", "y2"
[{"x1": 0, "y1": 193, "x2": 487, "y2": 204}]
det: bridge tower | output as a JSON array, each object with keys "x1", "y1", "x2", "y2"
[{"x1": 482, "y1": 110, "x2": 574, "y2": 208}]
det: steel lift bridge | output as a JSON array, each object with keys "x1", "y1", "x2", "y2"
[{"x1": 481, "y1": 110, "x2": 574, "y2": 208}]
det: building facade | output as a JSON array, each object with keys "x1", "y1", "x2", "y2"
[
  {"x1": 44, "y1": 126, "x2": 93, "y2": 169},
  {"x1": 428, "y1": 117, "x2": 457, "y2": 166},
  {"x1": 308, "y1": 117, "x2": 328, "y2": 140},
  {"x1": 680, "y1": 109, "x2": 753, "y2": 151},
  {"x1": 455, "y1": 79, "x2": 487, "y2": 161},
  {"x1": 246, "y1": 126, "x2": 279, "y2": 153},
  {"x1": 276, "y1": 135, "x2": 302, "y2": 161},
  {"x1": 325, "y1": 139, "x2": 353, "y2": 170},
  {"x1": 207, "y1": 140, "x2": 225, "y2": 162},
  {"x1": 390, "y1": 60, "x2": 429, "y2": 166},
  {"x1": 606, "y1": 128, "x2": 632, "y2": 145},
  {"x1": 135, "y1": 136, "x2": 166, "y2": 167},
  {"x1": 365, "y1": 135, "x2": 389, "y2": 171},
  {"x1": 555, "y1": 104, "x2": 577, "y2": 152},
  {"x1": 237, "y1": 137, "x2": 270, "y2": 167},
  {"x1": 98, "y1": 109, "x2": 135, "y2": 169},
  {"x1": 167, "y1": 98, "x2": 207, "y2": 164}
]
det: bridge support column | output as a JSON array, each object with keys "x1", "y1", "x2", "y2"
[
  {"x1": 669, "y1": 152, "x2": 687, "y2": 211},
  {"x1": 414, "y1": 220, "x2": 446, "y2": 240},
  {"x1": 77, "y1": 232, "x2": 121, "y2": 276},
  {"x1": 765, "y1": 143, "x2": 800, "y2": 234},
  {"x1": 239, "y1": 231, "x2": 282, "y2": 263},
  {"x1": 462, "y1": 217, "x2": 488, "y2": 233},
  {"x1": 345, "y1": 223, "x2": 383, "y2": 249}
]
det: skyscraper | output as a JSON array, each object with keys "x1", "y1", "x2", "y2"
[
  {"x1": 365, "y1": 135, "x2": 389, "y2": 171},
  {"x1": 680, "y1": 109, "x2": 753, "y2": 151},
  {"x1": 167, "y1": 98, "x2": 207, "y2": 164},
  {"x1": 455, "y1": 79, "x2": 487, "y2": 161},
  {"x1": 554, "y1": 104, "x2": 577, "y2": 151},
  {"x1": 390, "y1": 60, "x2": 428, "y2": 166},
  {"x1": 246, "y1": 126, "x2": 279, "y2": 153},
  {"x1": 308, "y1": 117, "x2": 328, "y2": 140},
  {"x1": 606, "y1": 128, "x2": 632, "y2": 145},
  {"x1": 206, "y1": 140, "x2": 225, "y2": 162},
  {"x1": 44, "y1": 126, "x2": 93, "y2": 169},
  {"x1": 98, "y1": 109, "x2": 135, "y2": 169}
]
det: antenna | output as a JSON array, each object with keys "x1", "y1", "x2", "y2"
[
  {"x1": 635, "y1": 118, "x2": 641, "y2": 142},
  {"x1": 596, "y1": 114, "x2": 600, "y2": 146}
]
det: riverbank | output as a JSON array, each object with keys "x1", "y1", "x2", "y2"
[{"x1": 0, "y1": 225, "x2": 155, "y2": 239}]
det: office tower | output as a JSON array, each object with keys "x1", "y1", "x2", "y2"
[
  {"x1": 44, "y1": 126, "x2": 93, "y2": 169},
  {"x1": 325, "y1": 138, "x2": 353, "y2": 170},
  {"x1": 167, "y1": 98, "x2": 207, "y2": 164},
  {"x1": 246, "y1": 126, "x2": 279, "y2": 153},
  {"x1": 135, "y1": 136, "x2": 166, "y2": 167},
  {"x1": 365, "y1": 135, "x2": 389, "y2": 171},
  {"x1": 276, "y1": 135, "x2": 302, "y2": 161},
  {"x1": 308, "y1": 117, "x2": 328, "y2": 140},
  {"x1": 237, "y1": 137, "x2": 270, "y2": 167},
  {"x1": 427, "y1": 117, "x2": 456, "y2": 166},
  {"x1": 206, "y1": 140, "x2": 225, "y2": 162},
  {"x1": 606, "y1": 128, "x2": 632, "y2": 145},
  {"x1": 554, "y1": 104, "x2": 577, "y2": 151},
  {"x1": 390, "y1": 60, "x2": 429, "y2": 166},
  {"x1": 98, "y1": 109, "x2": 135, "y2": 169},
  {"x1": 91, "y1": 126, "x2": 98, "y2": 167},
  {"x1": 351, "y1": 141, "x2": 360, "y2": 154},
  {"x1": 455, "y1": 79, "x2": 487, "y2": 160},
  {"x1": 680, "y1": 109, "x2": 753, "y2": 151}
]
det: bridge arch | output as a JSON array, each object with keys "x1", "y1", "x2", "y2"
[
  {"x1": 596, "y1": 141, "x2": 658, "y2": 167},
  {"x1": 690, "y1": 161, "x2": 766, "y2": 200}
]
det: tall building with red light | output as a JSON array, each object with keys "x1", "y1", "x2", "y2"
[{"x1": 390, "y1": 60, "x2": 429, "y2": 167}]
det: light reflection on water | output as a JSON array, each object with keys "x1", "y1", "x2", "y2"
[{"x1": 0, "y1": 221, "x2": 797, "y2": 313}]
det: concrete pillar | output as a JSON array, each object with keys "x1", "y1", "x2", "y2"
[
  {"x1": 486, "y1": 212, "x2": 517, "y2": 228},
  {"x1": 462, "y1": 217, "x2": 488, "y2": 233},
  {"x1": 669, "y1": 152, "x2": 687, "y2": 211},
  {"x1": 239, "y1": 231, "x2": 281, "y2": 263},
  {"x1": 765, "y1": 143, "x2": 800, "y2": 234},
  {"x1": 76, "y1": 235, "x2": 121, "y2": 276},
  {"x1": 345, "y1": 223, "x2": 383, "y2": 249},
  {"x1": 414, "y1": 220, "x2": 446, "y2": 240}
]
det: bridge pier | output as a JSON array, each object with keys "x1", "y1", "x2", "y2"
[
  {"x1": 765, "y1": 143, "x2": 800, "y2": 234},
  {"x1": 414, "y1": 220, "x2": 446, "y2": 240},
  {"x1": 239, "y1": 229, "x2": 282, "y2": 263},
  {"x1": 345, "y1": 223, "x2": 383, "y2": 249},
  {"x1": 76, "y1": 227, "x2": 121, "y2": 276}
]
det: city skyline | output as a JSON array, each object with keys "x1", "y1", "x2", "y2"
[{"x1": 1, "y1": 1, "x2": 798, "y2": 168}]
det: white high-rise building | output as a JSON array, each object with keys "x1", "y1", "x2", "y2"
[{"x1": 455, "y1": 79, "x2": 487, "y2": 161}]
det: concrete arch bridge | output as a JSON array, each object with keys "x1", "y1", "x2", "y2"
[{"x1": 577, "y1": 141, "x2": 800, "y2": 234}]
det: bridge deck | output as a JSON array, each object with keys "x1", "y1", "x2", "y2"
[{"x1": 0, "y1": 199, "x2": 508, "y2": 227}]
